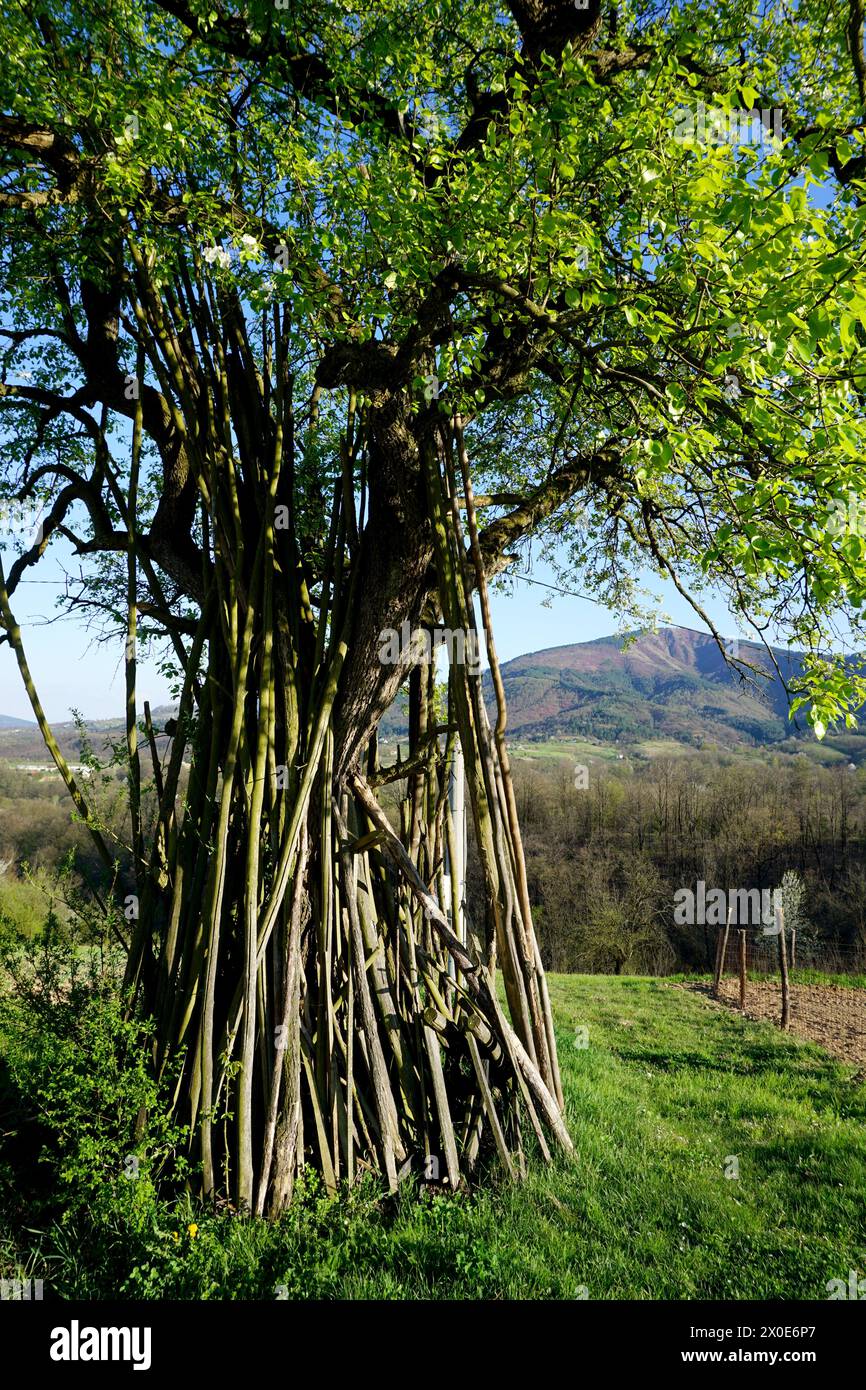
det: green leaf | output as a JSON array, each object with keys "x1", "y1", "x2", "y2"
[{"x1": 836, "y1": 139, "x2": 852, "y2": 166}]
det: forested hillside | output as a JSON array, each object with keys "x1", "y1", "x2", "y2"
[{"x1": 498, "y1": 753, "x2": 866, "y2": 974}]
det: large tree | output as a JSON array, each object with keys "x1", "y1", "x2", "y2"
[{"x1": 2, "y1": 0, "x2": 866, "y2": 1213}]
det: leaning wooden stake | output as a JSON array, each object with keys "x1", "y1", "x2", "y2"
[
  {"x1": 0, "y1": 560, "x2": 116, "y2": 882},
  {"x1": 350, "y1": 771, "x2": 573, "y2": 1159},
  {"x1": 453, "y1": 414, "x2": 563, "y2": 1109}
]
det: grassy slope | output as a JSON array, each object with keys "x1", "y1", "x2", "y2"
[
  {"x1": 534, "y1": 976, "x2": 866, "y2": 1299},
  {"x1": 343, "y1": 975, "x2": 865, "y2": 1301},
  {"x1": 12, "y1": 975, "x2": 862, "y2": 1300},
  {"x1": 670, "y1": 968, "x2": 866, "y2": 990}
]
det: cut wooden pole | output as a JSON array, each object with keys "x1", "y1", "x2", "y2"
[
  {"x1": 446, "y1": 738, "x2": 466, "y2": 948},
  {"x1": 350, "y1": 769, "x2": 573, "y2": 1159}
]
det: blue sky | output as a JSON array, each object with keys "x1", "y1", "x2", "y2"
[{"x1": 1, "y1": 533, "x2": 739, "y2": 723}]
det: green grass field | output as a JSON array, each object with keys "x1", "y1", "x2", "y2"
[
  {"x1": 5, "y1": 974, "x2": 862, "y2": 1300},
  {"x1": 507, "y1": 736, "x2": 858, "y2": 769},
  {"x1": 670, "y1": 968, "x2": 866, "y2": 990}
]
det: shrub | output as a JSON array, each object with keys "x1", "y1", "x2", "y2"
[{"x1": 0, "y1": 918, "x2": 188, "y2": 1229}]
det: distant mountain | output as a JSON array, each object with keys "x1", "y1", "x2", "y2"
[
  {"x1": 0, "y1": 713, "x2": 37, "y2": 729},
  {"x1": 378, "y1": 625, "x2": 858, "y2": 751},
  {"x1": 481, "y1": 626, "x2": 828, "y2": 747},
  {"x1": 0, "y1": 706, "x2": 176, "y2": 763},
  {"x1": 0, "y1": 630, "x2": 859, "y2": 761}
]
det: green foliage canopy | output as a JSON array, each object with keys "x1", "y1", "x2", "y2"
[{"x1": 2, "y1": 0, "x2": 866, "y2": 734}]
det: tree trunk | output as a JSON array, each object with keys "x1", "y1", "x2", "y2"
[
  {"x1": 776, "y1": 904, "x2": 791, "y2": 1031},
  {"x1": 713, "y1": 904, "x2": 733, "y2": 999}
]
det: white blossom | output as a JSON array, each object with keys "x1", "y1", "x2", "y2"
[{"x1": 202, "y1": 245, "x2": 231, "y2": 270}]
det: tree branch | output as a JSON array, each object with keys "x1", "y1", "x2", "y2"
[{"x1": 476, "y1": 444, "x2": 624, "y2": 568}]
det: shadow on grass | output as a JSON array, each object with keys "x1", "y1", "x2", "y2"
[{"x1": 610, "y1": 1043, "x2": 847, "y2": 1082}]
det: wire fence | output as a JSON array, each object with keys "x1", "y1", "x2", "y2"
[
  {"x1": 709, "y1": 928, "x2": 865, "y2": 1066},
  {"x1": 724, "y1": 934, "x2": 866, "y2": 977}
]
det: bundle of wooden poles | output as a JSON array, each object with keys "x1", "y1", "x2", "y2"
[{"x1": 0, "y1": 270, "x2": 571, "y2": 1215}]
